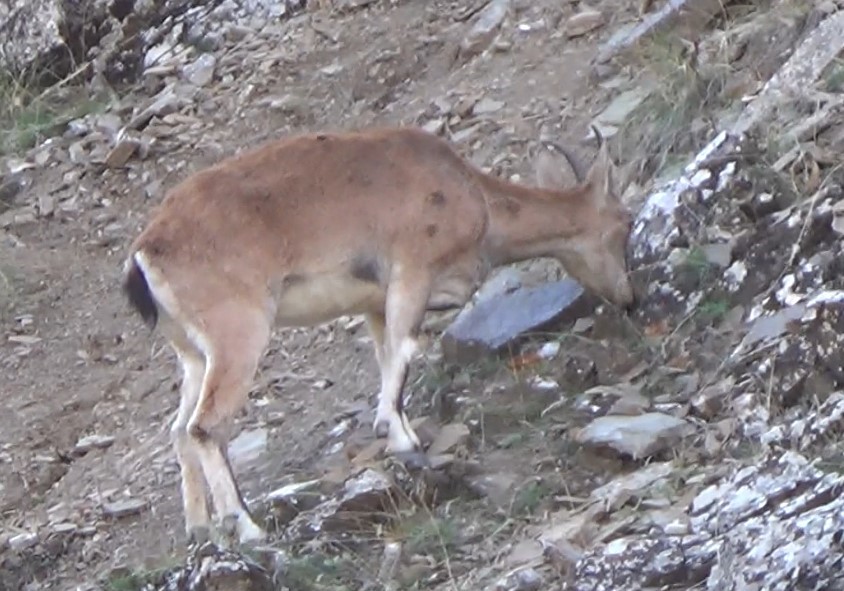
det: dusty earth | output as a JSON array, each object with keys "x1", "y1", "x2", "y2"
[{"x1": 2, "y1": 0, "x2": 844, "y2": 590}]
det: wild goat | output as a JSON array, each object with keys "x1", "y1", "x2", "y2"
[{"x1": 122, "y1": 126, "x2": 635, "y2": 544}]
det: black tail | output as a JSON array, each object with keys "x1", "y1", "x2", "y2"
[{"x1": 123, "y1": 256, "x2": 159, "y2": 329}]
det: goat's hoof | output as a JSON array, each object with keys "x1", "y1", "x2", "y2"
[
  {"x1": 374, "y1": 419, "x2": 390, "y2": 439},
  {"x1": 187, "y1": 525, "x2": 211, "y2": 547}
]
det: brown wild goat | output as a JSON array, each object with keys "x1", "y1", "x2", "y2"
[{"x1": 122, "y1": 126, "x2": 635, "y2": 544}]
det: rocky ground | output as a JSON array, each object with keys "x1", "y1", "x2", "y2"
[{"x1": 2, "y1": 0, "x2": 844, "y2": 590}]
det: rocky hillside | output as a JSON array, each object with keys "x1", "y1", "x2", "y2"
[{"x1": 1, "y1": 1, "x2": 844, "y2": 590}]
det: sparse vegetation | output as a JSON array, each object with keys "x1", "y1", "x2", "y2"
[
  {"x1": 510, "y1": 478, "x2": 552, "y2": 516},
  {"x1": 696, "y1": 296, "x2": 729, "y2": 323},
  {"x1": 397, "y1": 512, "x2": 459, "y2": 562},
  {"x1": 285, "y1": 552, "x2": 359, "y2": 590},
  {"x1": 823, "y1": 58, "x2": 844, "y2": 92},
  {"x1": 0, "y1": 72, "x2": 106, "y2": 155},
  {"x1": 616, "y1": 31, "x2": 729, "y2": 179}
]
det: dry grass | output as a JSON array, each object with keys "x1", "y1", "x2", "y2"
[
  {"x1": 614, "y1": 31, "x2": 730, "y2": 180},
  {"x1": 0, "y1": 71, "x2": 106, "y2": 156}
]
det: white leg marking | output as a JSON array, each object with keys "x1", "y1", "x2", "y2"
[
  {"x1": 370, "y1": 275, "x2": 432, "y2": 454},
  {"x1": 186, "y1": 310, "x2": 270, "y2": 545},
  {"x1": 170, "y1": 350, "x2": 210, "y2": 537}
]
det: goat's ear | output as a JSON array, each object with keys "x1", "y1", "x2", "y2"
[
  {"x1": 585, "y1": 126, "x2": 617, "y2": 206},
  {"x1": 536, "y1": 150, "x2": 574, "y2": 190}
]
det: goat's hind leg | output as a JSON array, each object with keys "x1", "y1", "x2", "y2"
[
  {"x1": 169, "y1": 338, "x2": 212, "y2": 543},
  {"x1": 184, "y1": 305, "x2": 271, "y2": 545}
]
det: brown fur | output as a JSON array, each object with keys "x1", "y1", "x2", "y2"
[{"x1": 123, "y1": 126, "x2": 635, "y2": 544}]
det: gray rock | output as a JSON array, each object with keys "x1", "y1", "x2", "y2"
[
  {"x1": 183, "y1": 53, "x2": 217, "y2": 87},
  {"x1": 460, "y1": 0, "x2": 511, "y2": 59},
  {"x1": 441, "y1": 279, "x2": 587, "y2": 363},
  {"x1": 228, "y1": 428, "x2": 268, "y2": 467},
  {"x1": 8, "y1": 531, "x2": 38, "y2": 551},
  {"x1": 595, "y1": 0, "x2": 726, "y2": 64},
  {"x1": 105, "y1": 136, "x2": 141, "y2": 169},
  {"x1": 284, "y1": 468, "x2": 394, "y2": 541},
  {"x1": 566, "y1": 9, "x2": 605, "y2": 38},
  {"x1": 73, "y1": 434, "x2": 115, "y2": 455},
  {"x1": 590, "y1": 87, "x2": 652, "y2": 140},
  {"x1": 570, "y1": 451, "x2": 844, "y2": 591},
  {"x1": 102, "y1": 498, "x2": 148, "y2": 519},
  {"x1": 0, "y1": 0, "x2": 69, "y2": 75},
  {"x1": 421, "y1": 118, "x2": 445, "y2": 135},
  {"x1": 127, "y1": 87, "x2": 180, "y2": 130},
  {"x1": 576, "y1": 413, "x2": 695, "y2": 459},
  {"x1": 701, "y1": 242, "x2": 732, "y2": 268},
  {"x1": 0, "y1": 174, "x2": 25, "y2": 206},
  {"x1": 474, "y1": 97, "x2": 504, "y2": 115},
  {"x1": 334, "y1": 0, "x2": 377, "y2": 11},
  {"x1": 494, "y1": 567, "x2": 543, "y2": 591},
  {"x1": 427, "y1": 423, "x2": 470, "y2": 455},
  {"x1": 145, "y1": 541, "x2": 275, "y2": 591}
]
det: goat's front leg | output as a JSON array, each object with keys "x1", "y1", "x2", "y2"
[{"x1": 373, "y1": 275, "x2": 430, "y2": 460}]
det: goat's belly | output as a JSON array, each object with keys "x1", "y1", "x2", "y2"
[{"x1": 274, "y1": 274, "x2": 385, "y2": 327}]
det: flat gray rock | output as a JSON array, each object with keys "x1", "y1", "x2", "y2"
[
  {"x1": 441, "y1": 279, "x2": 587, "y2": 363},
  {"x1": 576, "y1": 413, "x2": 695, "y2": 459}
]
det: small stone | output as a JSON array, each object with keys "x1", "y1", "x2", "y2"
[
  {"x1": 428, "y1": 423, "x2": 470, "y2": 455},
  {"x1": 701, "y1": 242, "x2": 732, "y2": 268},
  {"x1": 266, "y1": 411, "x2": 286, "y2": 426},
  {"x1": 460, "y1": 0, "x2": 511, "y2": 58},
  {"x1": 506, "y1": 539, "x2": 544, "y2": 566},
  {"x1": 94, "y1": 114, "x2": 123, "y2": 138},
  {"x1": 225, "y1": 24, "x2": 253, "y2": 42},
  {"x1": 127, "y1": 88, "x2": 179, "y2": 130},
  {"x1": 576, "y1": 413, "x2": 695, "y2": 459},
  {"x1": 690, "y1": 378, "x2": 734, "y2": 419},
  {"x1": 0, "y1": 174, "x2": 24, "y2": 205},
  {"x1": 409, "y1": 415, "x2": 440, "y2": 449},
  {"x1": 73, "y1": 434, "x2": 115, "y2": 455},
  {"x1": 320, "y1": 62, "x2": 344, "y2": 76},
  {"x1": 8, "y1": 334, "x2": 41, "y2": 345},
  {"x1": 450, "y1": 124, "x2": 480, "y2": 144},
  {"x1": 538, "y1": 341, "x2": 561, "y2": 359},
  {"x1": 37, "y1": 193, "x2": 55, "y2": 217},
  {"x1": 51, "y1": 522, "x2": 78, "y2": 535},
  {"x1": 465, "y1": 471, "x2": 520, "y2": 506},
  {"x1": 9, "y1": 532, "x2": 39, "y2": 551},
  {"x1": 335, "y1": 0, "x2": 377, "y2": 10},
  {"x1": 183, "y1": 53, "x2": 217, "y2": 87},
  {"x1": 258, "y1": 94, "x2": 306, "y2": 113},
  {"x1": 589, "y1": 462, "x2": 673, "y2": 510},
  {"x1": 68, "y1": 141, "x2": 87, "y2": 164},
  {"x1": 266, "y1": 479, "x2": 321, "y2": 504},
  {"x1": 105, "y1": 136, "x2": 141, "y2": 169},
  {"x1": 102, "y1": 498, "x2": 148, "y2": 519},
  {"x1": 65, "y1": 118, "x2": 89, "y2": 137},
  {"x1": 590, "y1": 87, "x2": 652, "y2": 140},
  {"x1": 421, "y1": 119, "x2": 445, "y2": 135},
  {"x1": 473, "y1": 97, "x2": 504, "y2": 115},
  {"x1": 566, "y1": 9, "x2": 605, "y2": 38},
  {"x1": 227, "y1": 427, "x2": 268, "y2": 466},
  {"x1": 495, "y1": 567, "x2": 543, "y2": 591}
]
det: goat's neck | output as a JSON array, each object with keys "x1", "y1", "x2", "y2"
[{"x1": 477, "y1": 172, "x2": 589, "y2": 266}]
